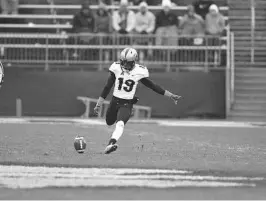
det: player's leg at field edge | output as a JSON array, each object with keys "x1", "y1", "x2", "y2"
[
  {"x1": 108, "y1": 106, "x2": 132, "y2": 145},
  {"x1": 105, "y1": 101, "x2": 118, "y2": 126}
]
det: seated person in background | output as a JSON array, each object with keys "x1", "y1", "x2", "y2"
[
  {"x1": 129, "y1": 0, "x2": 143, "y2": 5},
  {"x1": 146, "y1": 0, "x2": 162, "y2": 5},
  {"x1": 113, "y1": 0, "x2": 145, "y2": 5},
  {"x1": 134, "y1": 1, "x2": 155, "y2": 60},
  {"x1": 95, "y1": 2, "x2": 112, "y2": 34},
  {"x1": 135, "y1": 2, "x2": 155, "y2": 36},
  {"x1": 179, "y1": 5, "x2": 205, "y2": 45},
  {"x1": 205, "y1": 4, "x2": 225, "y2": 66},
  {"x1": 205, "y1": 4, "x2": 225, "y2": 37},
  {"x1": 155, "y1": 0, "x2": 178, "y2": 46},
  {"x1": 102, "y1": 0, "x2": 112, "y2": 5},
  {"x1": 95, "y1": 1, "x2": 113, "y2": 62},
  {"x1": 72, "y1": 2, "x2": 95, "y2": 44},
  {"x1": 112, "y1": 0, "x2": 136, "y2": 35},
  {"x1": 193, "y1": 0, "x2": 214, "y2": 19},
  {"x1": 1, "y1": 0, "x2": 18, "y2": 14}
]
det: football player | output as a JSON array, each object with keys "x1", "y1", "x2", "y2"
[{"x1": 94, "y1": 48, "x2": 181, "y2": 154}]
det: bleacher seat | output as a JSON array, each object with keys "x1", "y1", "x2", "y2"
[{"x1": 0, "y1": 2, "x2": 228, "y2": 33}]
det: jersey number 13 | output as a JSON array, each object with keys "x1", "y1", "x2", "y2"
[{"x1": 118, "y1": 78, "x2": 135, "y2": 92}]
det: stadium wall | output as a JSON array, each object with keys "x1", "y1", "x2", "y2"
[{"x1": 0, "y1": 69, "x2": 225, "y2": 118}]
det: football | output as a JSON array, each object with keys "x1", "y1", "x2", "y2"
[{"x1": 74, "y1": 136, "x2": 86, "y2": 154}]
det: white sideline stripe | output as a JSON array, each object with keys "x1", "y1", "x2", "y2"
[
  {"x1": 0, "y1": 165, "x2": 191, "y2": 175},
  {"x1": 0, "y1": 117, "x2": 263, "y2": 128},
  {"x1": 0, "y1": 165, "x2": 261, "y2": 189},
  {"x1": 157, "y1": 121, "x2": 259, "y2": 128},
  {"x1": 0, "y1": 173, "x2": 263, "y2": 182},
  {"x1": 1, "y1": 178, "x2": 255, "y2": 189}
]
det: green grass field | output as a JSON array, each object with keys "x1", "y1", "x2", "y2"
[{"x1": 0, "y1": 119, "x2": 266, "y2": 199}]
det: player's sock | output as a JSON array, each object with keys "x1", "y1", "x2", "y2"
[
  {"x1": 110, "y1": 120, "x2": 124, "y2": 143},
  {"x1": 108, "y1": 138, "x2": 117, "y2": 145}
]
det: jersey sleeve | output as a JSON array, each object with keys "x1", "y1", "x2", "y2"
[
  {"x1": 140, "y1": 78, "x2": 165, "y2": 95},
  {"x1": 100, "y1": 72, "x2": 116, "y2": 99}
]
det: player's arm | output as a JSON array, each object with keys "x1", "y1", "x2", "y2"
[
  {"x1": 140, "y1": 78, "x2": 181, "y2": 104},
  {"x1": 94, "y1": 72, "x2": 116, "y2": 114}
]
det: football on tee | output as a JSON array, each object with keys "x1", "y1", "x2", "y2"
[{"x1": 74, "y1": 136, "x2": 86, "y2": 154}]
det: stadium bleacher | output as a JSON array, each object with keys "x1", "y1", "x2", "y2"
[
  {"x1": 0, "y1": 0, "x2": 229, "y2": 33},
  {"x1": 0, "y1": 0, "x2": 231, "y2": 71}
]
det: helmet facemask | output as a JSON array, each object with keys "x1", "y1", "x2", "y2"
[{"x1": 120, "y1": 59, "x2": 135, "y2": 71}]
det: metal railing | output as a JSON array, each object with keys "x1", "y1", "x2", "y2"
[
  {"x1": 251, "y1": 0, "x2": 255, "y2": 64},
  {"x1": 18, "y1": 4, "x2": 229, "y2": 11},
  {"x1": 226, "y1": 30, "x2": 235, "y2": 116},
  {"x1": 0, "y1": 31, "x2": 234, "y2": 117},
  {"x1": 0, "y1": 33, "x2": 230, "y2": 71}
]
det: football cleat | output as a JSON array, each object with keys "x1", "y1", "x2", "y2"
[{"x1": 104, "y1": 144, "x2": 118, "y2": 154}]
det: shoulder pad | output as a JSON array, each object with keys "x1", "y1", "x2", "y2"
[{"x1": 109, "y1": 62, "x2": 121, "y2": 74}]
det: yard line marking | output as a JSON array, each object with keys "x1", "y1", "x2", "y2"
[{"x1": 0, "y1": 165, "x2": 262, "y2": 189}]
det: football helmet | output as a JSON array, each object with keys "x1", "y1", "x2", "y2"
[{"x1": 120, "y1": 48, "x2": 138, "y2": 71}]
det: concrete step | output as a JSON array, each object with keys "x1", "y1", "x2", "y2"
[
  {"x1": 234, "y1": 99, "x2": 266, "y2": 105},
  {"x1": 233, "y1": 32, "x2": 252, "y2": 37},
  {"x1": 235, "y1": 73, "x2": 266, "y2": 79},
  {"x1": 235, "y1": 93, "x2": 266, "y2": 100},
  {"x1": 235, "y1": 56, "x2": 252, "y2": 62},
  {"x1": 235, "y1": 76, "x2": 266, "y2": 81},
  {"x1": 233, "y1": 106, "x2": 266, "y2": 112},
  {"x1": 230, "y1": 111, "x2": 266, "y2": 119},
  {"x1": 228, "y1": 115, "x2": 266, "y2": 122},
  {"x1": 235, "y1": 79, "x2": 266, "y2": 85},
  {"x1": 229, "y1": 10, "x2": 251, "y2": 16},
  {"x1": 235, "y1": 65, "x2": 266, "y2": 70},
  {"x1": 235, "y1": 88, "x2": 266, "y2": 94}
]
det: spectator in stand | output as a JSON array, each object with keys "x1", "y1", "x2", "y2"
[
  {"x1": 135, "y1": 2, "x2": 155, "y2": 36},
  {"x1": 112, "y1": 0, "x2": 136, "y2": 35},
  {"x1": 103, "y1": 0, "x2": 112, "y2": 5},
  {"x1": 135, "y1": 1, "x2": 155, "y2": 61},
  {"x1": 72, "y1": 2, "x2": 95, "y2": 44},
  {"x1": 95, "y1": 2, "x2": 112, "y2": 34},
  {"x1": 205, "y1": 4, "x2": 225, "y2": 36},
  {"x1": 193, "y1": 0, "x2": 214, "y2": 19},
  {"x1": 155, "y1": 0, "x2": 178, "y2": 46},
  {"x1": 113, "y1": 0, "x2": 135, "y2": 58},
  {"x1": 95, "y1": 1, "x2": 113, "y2": 62},
  {"x1": 1, "y1": 0, "x2": 18, "y2": 15},
  {"x1": 146, "y1": 0, "x2": 162, "y2": 5},
  {"x1": 129, "y1": 0, "x2": 143, "y2": 5},
  {"x1": 179, "y1": 5, "x2": 205, "y2": 45},
  {"x1": 205, "y1": 4, "x2": 226, "y2": 66}
]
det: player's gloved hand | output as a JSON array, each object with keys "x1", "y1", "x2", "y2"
[
  {"x1": 132, "y1": 97, "x2": 139, "y2": 104},
  {"x1": 94, "y1": 104, "x2": 101, "y2": 116},
  {"x1": 164, "y1": 90, "x2": 181, "y2": 105},
  {"x1": 94, "y1": 97, "x2": 104, "y2": 116},
  {"x1": 170, "y1": 94, "x2": 182, "y2": 105}
]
